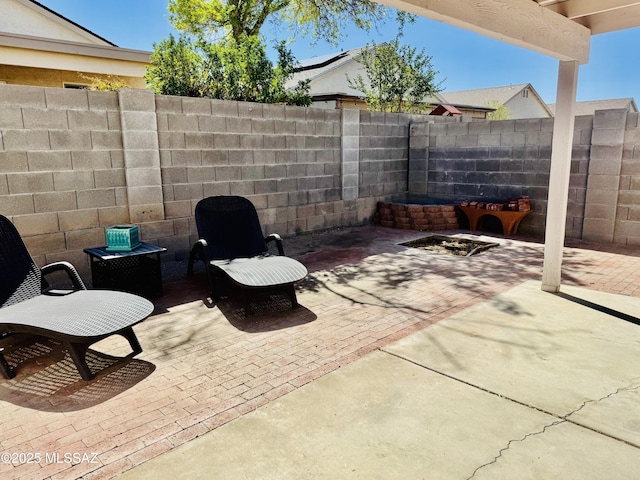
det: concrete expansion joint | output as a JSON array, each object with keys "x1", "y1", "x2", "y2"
[
  {"x1": 462, "y1": 384, "x2": 640, "y2": 479},
  {"x1": 468, "y1": 381, "x2": 640, "y2": 480},
  {"x1": 380, "y1": 350, "x2": 640, "y2": 477}
]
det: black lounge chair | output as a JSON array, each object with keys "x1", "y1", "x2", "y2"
[
  {"x1": 187, "y1": 196, "x2": 308, "y2": 309},
  {"x1": 0, "y1": 214, "x2": 153, "y2": 380}
]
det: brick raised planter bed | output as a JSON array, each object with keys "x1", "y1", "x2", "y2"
[{"x1": 373, "y1": 201, "x2": 459, "y2": 231}]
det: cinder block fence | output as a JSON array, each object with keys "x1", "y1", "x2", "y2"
[
  {"x1": 408, "y1": 109, "x2": 640, "y2": 243},
  {"x1": 0, "y1": 85, "x2": 434, "y2": 276},
  {"x1": 1, "y1": 83, "x2": 640, "y2": 279}
]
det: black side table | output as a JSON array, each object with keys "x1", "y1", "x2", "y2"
[{"x1": 84, "y1": 242, "x2": 167, "y2": 298}]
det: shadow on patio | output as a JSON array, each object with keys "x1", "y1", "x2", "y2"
[{"x1": 2, "y1": 225, "x2": 640, "y2": 479}]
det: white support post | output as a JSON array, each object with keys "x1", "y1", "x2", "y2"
[{"x1": 541, "y1": 60, "x2": 580, "y2": 292}]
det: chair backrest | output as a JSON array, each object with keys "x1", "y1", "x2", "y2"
[
  {"x1": 194, "y1": 196, "x2": 268, "y2": 260},
  {"x1": 0, "y1": 215, "x2": 42, "y2": 308}
]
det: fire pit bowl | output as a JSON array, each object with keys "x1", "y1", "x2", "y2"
[{"x1": 401, "y1": 235, "x2": 499, "y2": 257}]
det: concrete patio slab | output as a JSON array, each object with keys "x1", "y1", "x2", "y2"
[
  {"x1": 386, "y1": 280, "x2": 640, "y2": 444},
  {"x1": 471, "y1": 421, "x2": 640, "y2": 480},
  {"x1": 4, "y1": 226, "x2": 640, "y2": 479},
  {"x1": 116, "y1": 351, "x2": 560, "y2": 480},
  {"x1": 117, "y1": 279, "x2": 640, "y2": 479}
]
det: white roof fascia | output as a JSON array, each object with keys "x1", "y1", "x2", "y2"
[
  {"x1": 0, "y1": 45, "x2": 147, "y2": 76},
  {"x1": 0, "y1": 32, "x2": 151, "y2": 63},
  {"x1": 300, "y1": 47, "x2": 372, "y2": 85},
  {"x1": 526, "y1": 84, "x2": 554, "y2": 116},
  {"x1": 502, "y1": 83, "x2": 553, "y2": 116},
  {"x1": 373, "y1": 0, "x2": 590, "y2": 63}
]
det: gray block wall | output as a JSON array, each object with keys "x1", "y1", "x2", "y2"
[
  {"x1": 617, "y1": 112, "x2": 640, "y2": 245},
  {"x1": 408, "y1": 109, "x2": 640, "y2": 242},
  {"x1": 0, "y1": 84, "x2": 130, "y2": 269},
  {"x1": 156, "y1": 95, "x2": 351, "y2": 248},
  {"x1": 0, "y1": 85, "x2": 417, "y2": 277},
  {"x1": 3, "y1": 82, "x2": 640, "y2": 282},
  {"x1": 359, "y1": 110, "x2": 434, "y2": 200},
  {"x1": 428, "y1": 118, "x2": 555, "y2": 236}
]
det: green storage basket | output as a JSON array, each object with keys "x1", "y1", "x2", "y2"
[{"x1": 106, "y1": 225, "x2": 141, "y2": 252}]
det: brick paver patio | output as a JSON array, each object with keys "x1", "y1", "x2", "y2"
[{"x1": 2, "y1": 225, "x2": 640, "y2": 480}]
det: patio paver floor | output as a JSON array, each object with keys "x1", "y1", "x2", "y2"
[{"x1": 1, "y1": 225, "x2": 640, "y2": 480}]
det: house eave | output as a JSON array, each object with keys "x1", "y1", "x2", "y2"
[{"x1": 0, "y1": 32, "x2": 151, "y2": 64}]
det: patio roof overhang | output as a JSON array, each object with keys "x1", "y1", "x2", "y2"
[{"x1": 370, "y1": 0, "x2": 640, "y2": 293}]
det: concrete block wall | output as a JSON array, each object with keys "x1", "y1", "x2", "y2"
[
  {"x1": 0, "y1": 84, "x2": 129, "y2": 269},
  {"x1": 1, "y1": 85, "x2": 421, "y2": 278},
  {"x1": 5, "y1": 81, "x2": 640, "y2": 283},
  {"x1": 359, "y1": 110, "x2": 431, "y2": 200},
  {"x1": 616, "y1": 112, "x2": 640, "y2": 245},
  {"x1": 567, "y1": 115, "x2": 593, "y2": 239},
  {"x1": 155, "y1": 95, "x2": 352, "y2": 250},
  {"x1": 342, "y1": 109, "x2": 359, "y2": 202},
  {"x1": 410, "y1": 115, "x2": 593, "y2": 238}
]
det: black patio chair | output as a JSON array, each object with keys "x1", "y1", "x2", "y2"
[
  {"x1": 187, "y1": 196, "x2": 308, "y2": 310},
  {"x1": 0, "y1": 214, "x2": 153, "y2": 380}
]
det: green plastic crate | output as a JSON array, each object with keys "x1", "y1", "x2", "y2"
[{"x1": 106, "y1": 225, "x2": 141, "y2": 252}]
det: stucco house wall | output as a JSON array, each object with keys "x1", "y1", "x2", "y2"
[
  {"x1": 0, "y1": 0, "x2": 149, "y2": 89},
  {"x1": 503, "y1": 87, "x2": 553, "y2": 119}
]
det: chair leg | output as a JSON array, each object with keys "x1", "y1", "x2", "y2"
[
  {"x1": 0, "y1": 350, "x2": 15, "y2": 379},
  {"x1": 67, "y1": 343, "x2": 94, "y2": 381},
  {"x1": 286, "y1": 284, "x2": 299, "y2": 308},
  {"x1": 120, "y1": 328, "x2": 142, "y2": 355},
  {"x1": 187, "y1": 249, "x2": 198, "y2": 276},
  {"x1": 209, "y1": 269, "x2": 225, "y2": 302}
]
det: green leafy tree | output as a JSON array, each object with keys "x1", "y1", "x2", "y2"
[
  {"x1": 168, "y1": 0, "x2": 385, "y2": 45},
  {"x1": 145, "y1": 34, "x2": 311, "y2": 105},
  {"x1": 347, "y1": 40, "x2": 442, "y2": 113},
  {"x1": 144, "y1": 35, "x2": 208, "y2": 97},
  {"x1": 346, "y1": 12, "x2": 442, "y2": 113},
  {"x1": 485, "y1": 100, "x2": 511, "y2": 120}
]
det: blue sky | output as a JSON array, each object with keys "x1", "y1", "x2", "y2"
[{"x1": 38, "y1": 0, "x2": 640, "y2": 104}]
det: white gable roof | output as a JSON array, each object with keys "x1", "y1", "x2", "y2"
[
  {"x1": 1, "y1": 0, "x2": 114, "y2": 46},
  {"x1": 288, "y1": 47, "x2": 371, "y2": 96},
  {"x1": 287, "y1": 47, "x2": 372, "y2": 97}
]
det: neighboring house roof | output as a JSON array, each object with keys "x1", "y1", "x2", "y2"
[
  {"x1": 293, "y1": 46, "x2": 635, "y2": 120},
  {"x1": 430, "y1": 104, "x2": 463, "y2": 116},
  {"x1": 290, "y1": 47, "x2": 494, "y2": 115},
  {"x1": 0, "y1": 0, "x2": 150, "y2": 83},
  {"x1": 441, "y1": 84, "x2": 530, "y2": 106},
  {"x1": 288, "y1": 46, "x2": 372, "y2": 97},
  {"x1": 26, "y1": 0, "x2": 117, "y2": 46},
  {"x1": 291, "y1": 47, "x2": 549, "y2": 118},
  {"x1": 547, "y1": 98, "x2": 639, "y2": 116},
  {"x1": 440, "y1": 83, "x2": 554, "y2": 117}
]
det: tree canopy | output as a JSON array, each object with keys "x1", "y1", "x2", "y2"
[
  {"x1": 145, "y1": 34, "x2": 311, "y2": 105},
  {"x1": 346, "y1": 13, "x2": 442, "y2": 113},
  {"x1": 168, "y1": 0, "x2": 385, "y2": 44},
  {"x1": 485, "y1": 100, "x2": 511, "y2": 120},
  {"x1": 347, "y1": 40, "x2": 442, "y2": 113}
]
